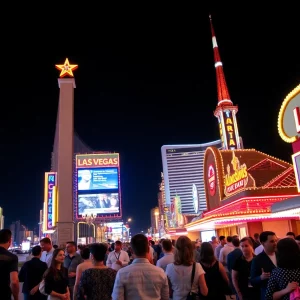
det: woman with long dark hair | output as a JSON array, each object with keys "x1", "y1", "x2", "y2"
[
  {"x1": 265, "y1": 238, "x2": 300, "y2": 300},
  {"x1": 199, "y1": 242, "x2": 229, "y2": 299},
  {"x1": 44, "y1": 248, "x2": 69, "y2": 300}
]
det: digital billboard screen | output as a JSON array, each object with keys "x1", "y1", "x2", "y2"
[
  {"x1": 77, "y1": 168, "x2": 118, "y2": 191},
  {"x1": 78, "y1": 193, "x2": 120, "y2": 215}
]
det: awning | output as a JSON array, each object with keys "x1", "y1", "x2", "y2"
[{"x1": 272, "y1": 196, "x2": 300, "y2": 213}]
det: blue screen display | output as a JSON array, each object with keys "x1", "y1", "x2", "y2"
[{"x1": 77, "y1": 168, "x2": 118, "y2": 191}]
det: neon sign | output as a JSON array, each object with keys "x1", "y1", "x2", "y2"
[
  {"x1": 76, "y1": 153, "x2": 119, "y2": 168},
  {"x1": 44, "y1": 172, "x2": 57, "y2": 231},
  {"x1": 278, "y1": 84, "x2": 300, "y2": 143},
  {"x1": 55, "y1": 58, "x2": 78, "y2": 78},
  {"x1": 224, "y1": 151, "x2": 249, "y2": 196},
  {"x1": 208, "y1": 164, "x2": 216, "y2": 196},
  {"x1": 223, "y1": 110, "x2": 238, "y2": 149}
]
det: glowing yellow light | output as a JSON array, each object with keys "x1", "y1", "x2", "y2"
[
  {"x1": 278, "y1": 84, "x2": 300, "y2": 143},
  {"x1": 55, "y1": 58, "x2": 78, "y2": 78}
]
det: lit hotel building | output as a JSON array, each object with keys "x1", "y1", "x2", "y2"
[
  {"x1": 161, "y1": 141, "x2": 222, "y2": 216},
  {"x1": 184, "y1": 16, "x2": 299, "y2": 240}
]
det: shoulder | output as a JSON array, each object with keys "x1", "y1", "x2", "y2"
[
  {"x1": 3, "y1": 249, "x2": 18, "y2": 261},
  {"x1": 253, "y1": 251, "x2": 265, "y2": 261},
  {"x1": 166, "y1": 263, "x2": 174, "y2": 271},
  {"x1": 107, "y1": 268, "x2": 117, "y2": 276},
  {"x1": 195, "y1": 262, "x2": 205, "y2": 274},
  {"x1": 21, "y1": 260, "x2": 29, "y2": 268}
]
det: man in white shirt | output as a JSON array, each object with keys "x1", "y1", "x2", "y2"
[
  {"x1": 40, "y1": 237, "x2": 55, "y2": 267},
  {"x1": 106, "y1": 241, "x2": 130, "y2": 271},
  {"x1": 156, "y1": 239, "x2": 174, "y2": 271},
  {"x1": 112, "y1": 234, "x2": 169, "y2": 300}
]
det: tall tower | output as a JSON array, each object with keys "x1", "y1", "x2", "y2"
[
  {"x1": 209, "y1": 16, "x2": 242, "y2": 150},
  {"x1": 54, "y1": 58, "x2": 78, "y2": 245}
]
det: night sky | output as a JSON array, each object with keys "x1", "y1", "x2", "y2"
[{"x1": 1, "y1": 7, "x2": 299, "y2": 234}]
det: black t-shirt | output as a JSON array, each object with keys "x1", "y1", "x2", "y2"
[
  {"x1": 232, "y1": 255, "x2": 260, "y2": 299},
  {"x1": 0, "y1": 246, "x2": 18, "y2": 299}
]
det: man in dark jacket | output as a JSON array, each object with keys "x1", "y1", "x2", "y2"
[
  {"x1": 19, "y1": 245, "x2": 48, "y2": 300},
  {"x1": 250, "y1": 231, "x2": 277, "y2": 300}
]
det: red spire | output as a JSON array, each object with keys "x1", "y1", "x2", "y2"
[{"x1": 209, "y1": 15, "x2": 233, "y2": 106}]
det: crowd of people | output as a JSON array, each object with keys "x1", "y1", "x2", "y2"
[{"x1": 1, "y1": 228, "x2": 300, "y2": 299}]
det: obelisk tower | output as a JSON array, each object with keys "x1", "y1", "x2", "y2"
[
  {"x1": 55, "y1": 58, "x2": 78, "y2": 245},
  {"x1": 209, "y1": 16, "x2": 242, "y2": 150}
]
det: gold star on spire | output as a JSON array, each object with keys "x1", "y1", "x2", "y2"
[{"x1": 55, "y1": 58, "x2": 78, "y2": 78}]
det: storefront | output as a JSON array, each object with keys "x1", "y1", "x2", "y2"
[{"x1": 186, "y1": 147, "x2": 300, "y2": 240}]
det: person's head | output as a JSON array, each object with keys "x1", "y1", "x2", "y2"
[
  {"x1": 50, "y1": 248, "x2": 65, "y2": 268},
  {"x1": 226, "y1": 236, "x2": 233, "y2": 243},
  {"x1": 277, "y1": 238, "x2": 300, "y2": 269},
  {"x1": 32, "y1": 245, "x2": 43, "y2": 258},
  {"x1": 131, "y1": 234, "x2": 149, "y2": 257},
  {"x1": 80, "y1": 247, "x2": 90, "y2": 260},
  {"x1": 259, "y1": 231, "x2": 277, "y2": 253},
  {"x1": 162, "y1": 239, "x2": 173, "y2": 253},
  {"x1": 40, "y1": 237, "x2": 52, "y2": 252},
  {"x1": 81, "y1": 170, "x2": 92, "y2": 182},
  {"x1": 66, "y1": 241, "x2": 76, "y2": 254},
  {"x1": 195, "y1": 239, "x2": 202, "y2": 248},
  {"x1": 174, "y1": 236, "x2": 194, "y2": 266},
  {"x1": 295, "y1": 235, "x2": 300, "y2": 248},
  {"x1": 211, "y1": 236, "x2": 217, "y2": 243},
  {"x1": 110, "y1": 196, "x2": 117, "y2": 206},
  {"x1": 286, "y1": 232, "x2": 295, "y2": 239},
  {"x1": 232, "y1": 237, "x2": 240, "y2": 248},
  {"x1": 199, "y1": 242, "x2": 216, "y2": 265},
  {"x1": 89, "y1": 243, "x2": 107, "y2": 262},
  {"x1": 254, "y1": 233, "x2": 259, "y2": 240},
  {"x1": 240, "y1": 237, "x2": 253, "y2": 256},
  {"x1": 219, "y1": 236, "x2": 226, "y2": 245},
  {"x1": 115, "y1": 240, "x2": 122, "y2": 252},
  {"x1": 0, "y1": 229, "x2": 12, "y2": 249},
  {"x1": 53, "y1": 244, "x2": 58, "y2": 249}
]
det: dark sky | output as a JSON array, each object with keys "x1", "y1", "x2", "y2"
[{"x1": 1, "y1": 7, "x2": 299, "y2": 233}]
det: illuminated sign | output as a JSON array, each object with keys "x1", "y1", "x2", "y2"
[
  {"x1": 76, "y1": 153, "x2": 119, "y2": 168},
  {"x1": 292, "y1": 152, "x2": 300, "y2": 192},
  {"x1": 278, "y1": 84, "x2": 300, "y2": 143},
  {"x1": 218, "y1": 120, "x2": 224, "y2": 148},
  {"x1": 55, "y1": 58, "x2": 78, "y2": 78},
  {"x1": 224, "y1": 151, "x2": 249, "y2": 196},
  {"x1": 223, "y1": 110, "x2": 238, "y2": 148},
  {"x1": 43, "y1": 172, "x2": 57, "y2": 231},
  {"x1": 208, "y1": 164, "x2": 216, "y2": 196}
]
